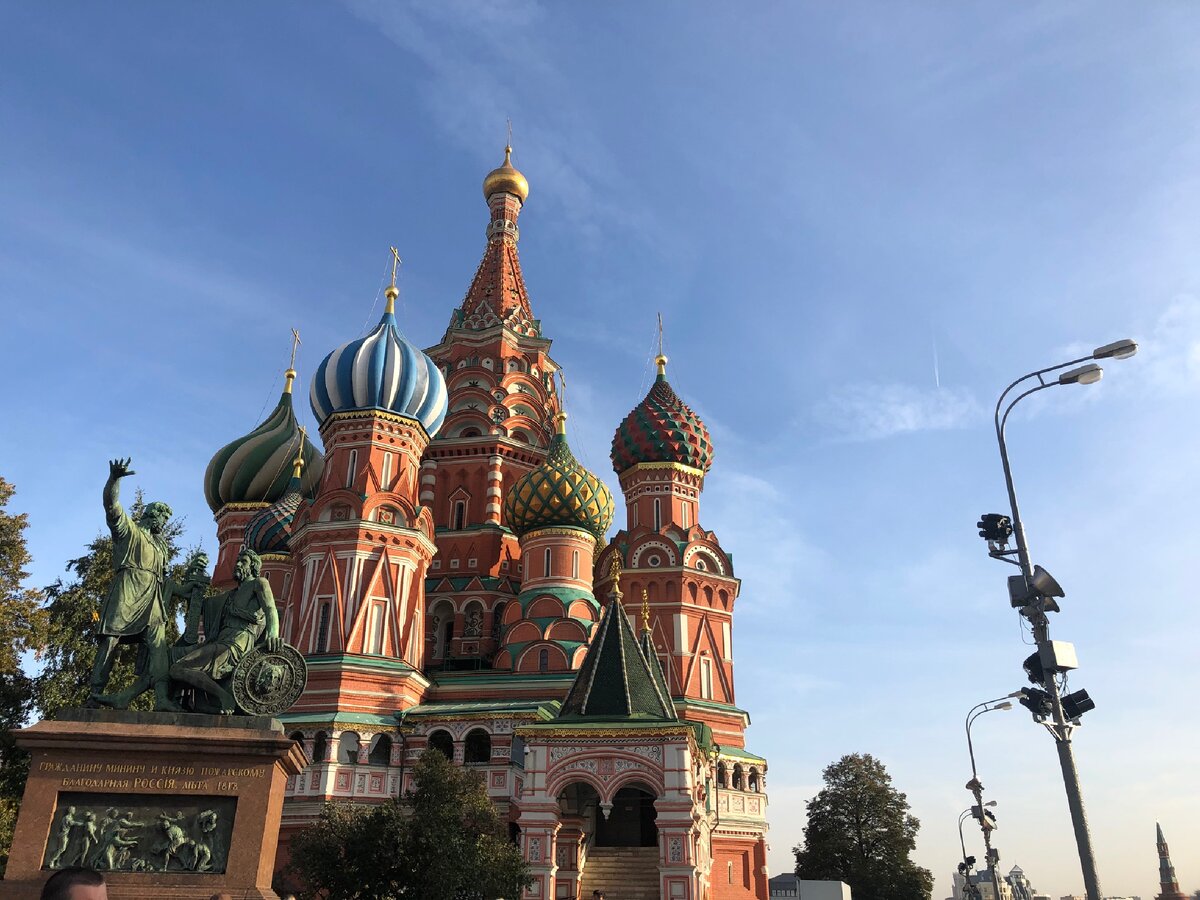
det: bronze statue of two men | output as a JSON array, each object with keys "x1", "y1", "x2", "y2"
[{"x1": 89, "y1": 458, "x2": 283, "y2": 715}]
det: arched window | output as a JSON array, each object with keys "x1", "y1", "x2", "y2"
[
  {"x1": 452, "y1": 500, "x2": 466, "y2": 530},
  {"x1": 312, "y1": 732, "x2": 329, "y2": 764},
  {"x1": 728, "y1": 861, "x2": 733, "y2": 884},
  {"x1": 442, "y1": 617, "x2": 454, "y2": 656},
  {"x1": 653, "y1": 498, "x2": 662, "y2": 531},
  {"x1": 748, "y1": 767, "x2": 761, "y2": 792},
  {"x1": 700, "y1": 655, "x2": 713, "y2": 700},
  {"x1": 289, "y1": 731, "x2": 307, "y2": 763},
  {"x1": 428, "y1": 730, "x2": 454, "y2": 760},
  {"x1": 346, "y1": 449, "x2": 357, "y2": 489},
  {"x1": 316, "y1": 602, "x2": 331, "y2": 654},
  {"x1": 337, "y1": 732, "x2": 361, "y2": 765},
  {"x1": 543, "y1": 548, "x2": 552, "y2": 578},
  {"x1": 369, "y1": 735, "x2": 392, "y2": 767},
  {"x1": 381, "y1": 452, "x2": 394, "y2": 491},
  {"x1": 716, "y1": 761, "x2": 727, "y2": 788},
  {"x1": 571, "y1": 549, "x2": 579, "y2": 580},
  {"x1": 464, "y1": 729, "x2": 491, "y2": 764},
  {"x1": 732, "y1": 764, "x2": 744, "y2": 791},
  {"x1": 538, "y1": 648, "x2": 549, "y2": 673},
  {"x1": 681, "y1": 502, "x2": 690, "y2": 529}
]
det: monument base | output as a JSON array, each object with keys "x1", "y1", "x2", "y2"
[{"x1": 0, "y1": 708, "x2": 305, "y2": 900}]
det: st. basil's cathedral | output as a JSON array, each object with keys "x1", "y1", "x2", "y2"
[{"x1": 201, "y1": 146, "x2": 770, "y2": 900}]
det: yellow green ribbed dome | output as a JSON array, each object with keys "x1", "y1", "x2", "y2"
[{"x1": 504, "y1": 415, "x2": 614, "y2": 540}]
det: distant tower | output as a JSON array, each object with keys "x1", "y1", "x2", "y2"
[{"x1": 1155, "y1": 823, "x2": 1188, "y2": 900}]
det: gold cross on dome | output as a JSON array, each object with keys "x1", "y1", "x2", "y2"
[
  {"x1": 289, "y1": 328, "x2": 302, "y2": 369},
  {"x1": 389, "y1": 247, "x2": 402, "y2": 291}
]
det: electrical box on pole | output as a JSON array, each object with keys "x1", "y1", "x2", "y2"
[{"x1": 1038, "y1": 640, "x2": 1078, "y2": 673}]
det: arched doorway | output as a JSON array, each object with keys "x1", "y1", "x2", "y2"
[{"x1": 596, "y1": 785, "x2": 657, "y2": 848}]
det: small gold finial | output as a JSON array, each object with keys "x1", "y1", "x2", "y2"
[
  {"x1": 291, "y1": 427, "x2": 307, "y2": 480},
  {"x1": 607, "y1": 554, "x2": 623, "y2": 602},
  {"x1": 284, "y1": 328, "x2": 302, "y2": 394},
  {"x1": 641, "y1": 587, "x2": 650, "y2": 633},
  {"x1": 385, "y1": 247, "x2": 401, "y2": 314},
  {"x1": 553, "y1": 411, "x2": 567, "y2": 435}
]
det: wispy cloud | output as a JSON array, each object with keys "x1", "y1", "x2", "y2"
[
  {"x1": 816, "y1": 383, "x2": 982, "y2": 441},
  {"x1": 342, "y1": 0, "x2": 667, "y2": 252},
  {"x1": 1140, "y1": 294, "x2": 1200, "y2": 392}
]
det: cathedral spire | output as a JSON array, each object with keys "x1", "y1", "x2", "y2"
[
  {"x1": 452, "y1": 145, "x2": 538, "y2": 334},
  {"x1": 1156, "y1": 822, "x2": 1187, "y2": 900}
]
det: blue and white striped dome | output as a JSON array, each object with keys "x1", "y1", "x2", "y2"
[{"x1": 309, "y1": 309, "x2": 448, "y2": 436}]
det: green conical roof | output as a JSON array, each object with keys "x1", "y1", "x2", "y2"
[{"x1": 558, "y1": 595, "x2": 676, "y2": 722}]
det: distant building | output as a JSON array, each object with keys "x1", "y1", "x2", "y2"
[
  {"x1": 952, "y1": 869, "x2": 1015, "y2": 900},
  {"x1": 767, "y1": 874, "x2": 852, "y2": 900}
]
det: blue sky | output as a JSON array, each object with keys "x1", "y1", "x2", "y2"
[{"x1": 3, "y1": 3, "x2": 1198, "y2": 897}]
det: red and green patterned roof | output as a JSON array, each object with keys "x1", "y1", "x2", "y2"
[{"x1": 611, "y1": 368, "x2": 713, "y2": 475}]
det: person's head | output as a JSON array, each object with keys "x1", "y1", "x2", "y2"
[
  {"x1": 234, "y1": 547, "x2": 263, "y2": 582},
  {"x1": 140, "y1": 501, "x2": 172, "y2": 535},
  {"x1": 41, "y1": 867, "x2": 106, "y2": 900}
]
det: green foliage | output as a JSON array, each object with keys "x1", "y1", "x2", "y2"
[
  {"x1": 35, "y1": 493, "x2": 190, "y2": 718},
  {"x1": 288, "y1": 749, "x2": 530, "y2": 900},
  {"x1": 794, "y1": 753, "x2": 934, "y2": 900},
  {"x1": 0, "y1": 477, "x2": 47, "y2": 876}
]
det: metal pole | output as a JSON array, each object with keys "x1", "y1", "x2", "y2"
[
  {"x1": 958, "y1": 810, "x2": 983, "y2": 900},
  {"x1": 966, "y1": 705, "x2": 1006, "y2": 900},
  {"x1": 995, "y1": 372, "x2": 1103, "y2": 900}
]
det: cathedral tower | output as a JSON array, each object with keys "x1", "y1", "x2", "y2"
[
  {"x1": 496, "y1": 412, "x2": 614, "y2": 675},
  {"x1": 284, "y1": 269, "x2": 448, "y2": 719},
  {"x1": 601, "y1": 349, "x2": 747, "y2": 747},
  {"x1": 421, "y1": 146, "x2": 563, "y2": 670}
]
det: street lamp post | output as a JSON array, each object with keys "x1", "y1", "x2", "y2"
[
  {"x1": 965, "y1": 697, "x2": 1017, "y2": 900},
  {"x1": 989, "y1": 337, "x2": 1137, "y2": 900}
]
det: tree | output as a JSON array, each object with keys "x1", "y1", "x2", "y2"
[
  {"x1": 35, "y1": 493, "x2": 189, "y2": 718},
  {"x1": 288, "y1": 749, "x2": 530, "y2": 899},
  {"x1": 794, "y1": 753, "x2": 934, "y2": 900},
  {"x1": 0, "y1": 477, "x2": 48, "y2": 875}
]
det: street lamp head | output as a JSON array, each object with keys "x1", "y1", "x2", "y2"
[
  {"x1": 1059, "y1": 363, "x2": 1103, "y2": 385},
  {"x1": 984, "y1": 800, "x2": 998, "y2": 807},
  {"x1": 992, "y1": 701, "x2": 1013, "y2": 711},
  {"x1": 1093, "y1": 338, "x2": 1138, "y2": 360}
]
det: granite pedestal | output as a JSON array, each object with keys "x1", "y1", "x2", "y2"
[{"x1": 0, "y1": 708, "x2": 305, "y2": 900}]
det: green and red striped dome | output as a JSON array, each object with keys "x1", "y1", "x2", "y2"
[{"x1": 611, "y1": 358, "x2": 713, "y2": 475}]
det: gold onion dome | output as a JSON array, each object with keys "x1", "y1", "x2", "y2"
[
  {"x1": 482, "y1": 144, "x2": 529, "y2": 203},
  {"x1": 504, "y1": 413, "x2": 614, "y2": 541}
]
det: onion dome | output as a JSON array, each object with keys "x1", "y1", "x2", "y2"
[
  {"x1": 244, "y1": 441, "x2": 308, "y2": 555},
  {"x1": 611, "y1": 355, "x2": 713, "y2": 475},
  {"x1": 309, "y1": 284, "x2": 448, "y2": 436},
  {"x1": 504, "y1": 414, "x2": 615, "y2": 540},
  {"x1": 204, "y1": 370, "x2": 324, "y2": 513},
  {"x1": 482, "y1": 144, "x2": 529, "y2": 203}
]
